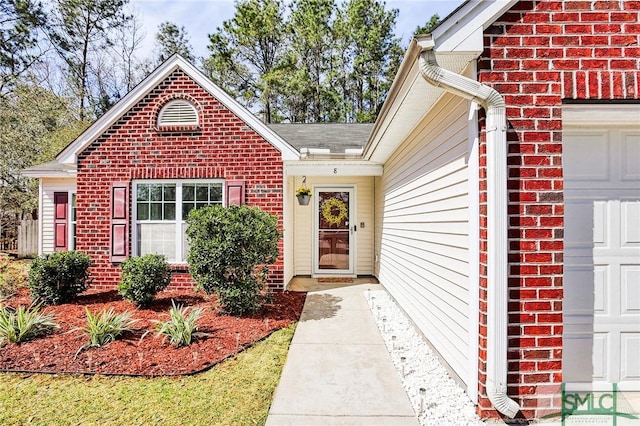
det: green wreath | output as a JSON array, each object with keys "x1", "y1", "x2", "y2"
[{"x1": 321, "y1": 197, "x2": 348, "y2": 226}]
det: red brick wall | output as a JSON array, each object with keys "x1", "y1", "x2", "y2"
[
  {"x1": 76, "y1": 69, "x2": 285, "y2": 290},
  {"x1": 476, "y1": 0, "x2": 640, "y2": 419}
]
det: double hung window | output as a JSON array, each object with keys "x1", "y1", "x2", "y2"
[{"x1": 134, "y1": 181, "x2": 223, "y2": 262}]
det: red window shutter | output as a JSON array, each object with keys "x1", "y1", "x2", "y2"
[
  {"x1": 110, "y1": 182, "x2": 129, "y2": 262},
  {"x1": 53, "y1": 192, "x2": 68, "y2": 251},
  {"x1": 226, "y1": 181, "x2": 245, "y2": 206}
]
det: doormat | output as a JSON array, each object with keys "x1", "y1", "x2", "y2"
[{"x1": 317, "y1": 277, "x2": 354, "y2": 283}]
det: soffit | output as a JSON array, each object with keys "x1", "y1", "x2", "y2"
[{"x1": 365, "y1": 50, "x2": 476, "y2": 164}]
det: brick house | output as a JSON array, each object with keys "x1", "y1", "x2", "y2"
[
  {"x1": 25, "y1": 58, "x2": 298, "y2": 289},
  {"x1": 25, "y1": 0, "x2": 640, "y2": 421}
]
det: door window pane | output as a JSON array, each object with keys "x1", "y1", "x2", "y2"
[
  {"x1": 319, "y1": 192, "x2": 349, "y2": 229},
  {"x1": 317, "y1": 191, "x2": 350, "y2": 271}
]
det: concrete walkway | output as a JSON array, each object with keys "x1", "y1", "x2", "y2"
[{"x1": 266, "y1": 280, "x2": 419, "y2": 425}]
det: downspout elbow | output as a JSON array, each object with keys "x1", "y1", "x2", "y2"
[
  {"x1": 419, "y1": 50, "x2": 505, "y2": 110},
  {"x1": 487, "y1": 379, "x2": 520, "y2": 419}
]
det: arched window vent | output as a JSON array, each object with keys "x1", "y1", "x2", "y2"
[{"x1": 157, "y1": 99, "x2": 199, "y2": 128}]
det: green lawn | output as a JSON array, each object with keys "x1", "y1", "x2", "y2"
[{"x1": 0, "y1": 324, "x2": 295, "y2": 425}]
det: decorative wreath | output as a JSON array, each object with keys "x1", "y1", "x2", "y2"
[{"x1": 321, "y1": 197, "x2": 348, "y2": 227}]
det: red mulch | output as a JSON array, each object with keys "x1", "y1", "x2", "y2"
[{"x1": 0, "y1": 288, "x2": 306, "y2": 376}]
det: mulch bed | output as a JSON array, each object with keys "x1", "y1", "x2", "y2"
[{"x1": 0, "y1": 288, "x2": 306, "y2": 376}]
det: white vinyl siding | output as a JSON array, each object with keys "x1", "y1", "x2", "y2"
[
  {"x1": 292, "y1": 176, "x2": 374, "y2": 276},
  {"x1": 41, "y1": 178, "x2": 77, "y2": 254},
  {"x1": 376, "y1": 94, "x2": 472, "y2": 387}
]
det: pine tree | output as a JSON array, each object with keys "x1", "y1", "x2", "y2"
[
  {"x1": 49, "y1": 0, "x2": 131, "y2": 120},
  {"x1": 155, "y1": 21, "x2": 195, "y2": 64}
]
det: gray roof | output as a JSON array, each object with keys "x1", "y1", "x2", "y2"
[
  {"x1": 268, "y1": 123, "x2": 373, "y2": 153},
  {"x1": 24, "y1": 124, "x2": 374, "y2": 177},
  {"x1": 22, "y1": 160, "x2": 76, "y2": 177}
]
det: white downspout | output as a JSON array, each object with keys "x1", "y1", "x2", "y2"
[{"x1": 419, "y1": 48, "x2": 519, "y2": 419}]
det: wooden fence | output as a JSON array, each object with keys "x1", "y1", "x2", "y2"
[{"x1": 18, "y1": 220, "x2": 38, "y2": 258}]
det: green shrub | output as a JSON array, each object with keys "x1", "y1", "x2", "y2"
[
  {"x1": 28, "y1": 251, "x2": 91, "y2": 305},
  {"x1": 216, "y1": 280, "x2": 264, "y2": 316},
  {"x1": 0, "y1": 303, "x2": 58, "y2": 345},
  {"x1": 150, "y1": 300, "x2": 205, "y2": 346},
  {"x1": 186, "y1": 204, "x2": 280, "y2": 315},
  {"x1": 118, "y1": 254, "x2": 171, "y2": 307},
  {"x1": 78, "y1": 308, "x2": 137, "y2": 350}
]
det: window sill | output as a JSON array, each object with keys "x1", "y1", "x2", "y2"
[
  {"x1": 155, "y1": 125, "x2": 200, "y2": 133},
  {"x1": 169, "y1": 263, "x2": 190, "y2": 272}
]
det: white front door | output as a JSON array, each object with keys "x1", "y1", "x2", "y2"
[
  {"x1": 563, "y1": 124, "x2": 640, "y2": 391},
  {"x1": 314, "y1": 187, "x2": 355, "y2": 275}
]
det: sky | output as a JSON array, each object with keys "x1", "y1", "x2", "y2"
[{"x1": 129, "y1": 0, "x2": 464, "y2": 58}]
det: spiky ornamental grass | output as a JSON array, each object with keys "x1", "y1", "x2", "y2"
[
  {"x1": 77, "y1": 308, "x2": 137, "y2": 354},
  {"x1": 151, "y1": 300, "x2": 205, "y2": 347},
  {"x1": 0, "y1": 304, "x2": 58, "y2": 345}
]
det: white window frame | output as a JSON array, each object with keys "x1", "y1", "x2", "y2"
[
  {"x1": 69, "y1": 192, "x2": 76, "y2": 251},
  {"x1": 132, "y1": 179, "x2": 225, "y2": 263}
]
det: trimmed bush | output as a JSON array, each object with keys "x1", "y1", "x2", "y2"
[
  {"x1": 28, "y1": 251, "x2": 92, "y2": 305},
  {"x1": 118, "y1": 254, "x2": 171, "y2": 307},
  {"x1": 186, "y1": 204, "x2": 280, "y2": 315},
  {"x1": 0, "y1": 303, "x2": 58, "y2": 345}
]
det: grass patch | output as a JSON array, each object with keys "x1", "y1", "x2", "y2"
[
  {"x1": 0, "y1": 256, "x2": 30, "y2": 300},
  {"x1": 0, "y1": 324, "x2": 296, "y2": 425}
]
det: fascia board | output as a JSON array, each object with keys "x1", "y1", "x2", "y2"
[
  {"x1": 22, "y1": 170, "x2": 77, "y2": 178},
  {"x1": 284, "y1": 161, "x2": 383, "y2": 177},
  {"x1": 432, "y1": 0, "x2": 517, "y2": 53},
  {"x1": 363, "y1": 39, "x2": 428, "y2": 161}
]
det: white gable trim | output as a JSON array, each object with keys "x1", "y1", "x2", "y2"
[
  {"x1": 57, "y1": 55, "x2": 299, "y2": 164},
  {"x1": 432, "y1": 0, "x2": 518, "y2": 53}
]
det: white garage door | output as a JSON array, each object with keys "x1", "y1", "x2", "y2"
[{"x1": 563, "y1": 115, "x2": 640, "y2": 391}]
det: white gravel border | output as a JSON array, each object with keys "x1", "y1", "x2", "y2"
[{"x1": 366, "y1": 289, "x2": 484, "y2": 426}]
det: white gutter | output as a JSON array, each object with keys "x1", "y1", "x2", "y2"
[{"x1": 418, "y1": 49, "x2": 519, "y2": 418}]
